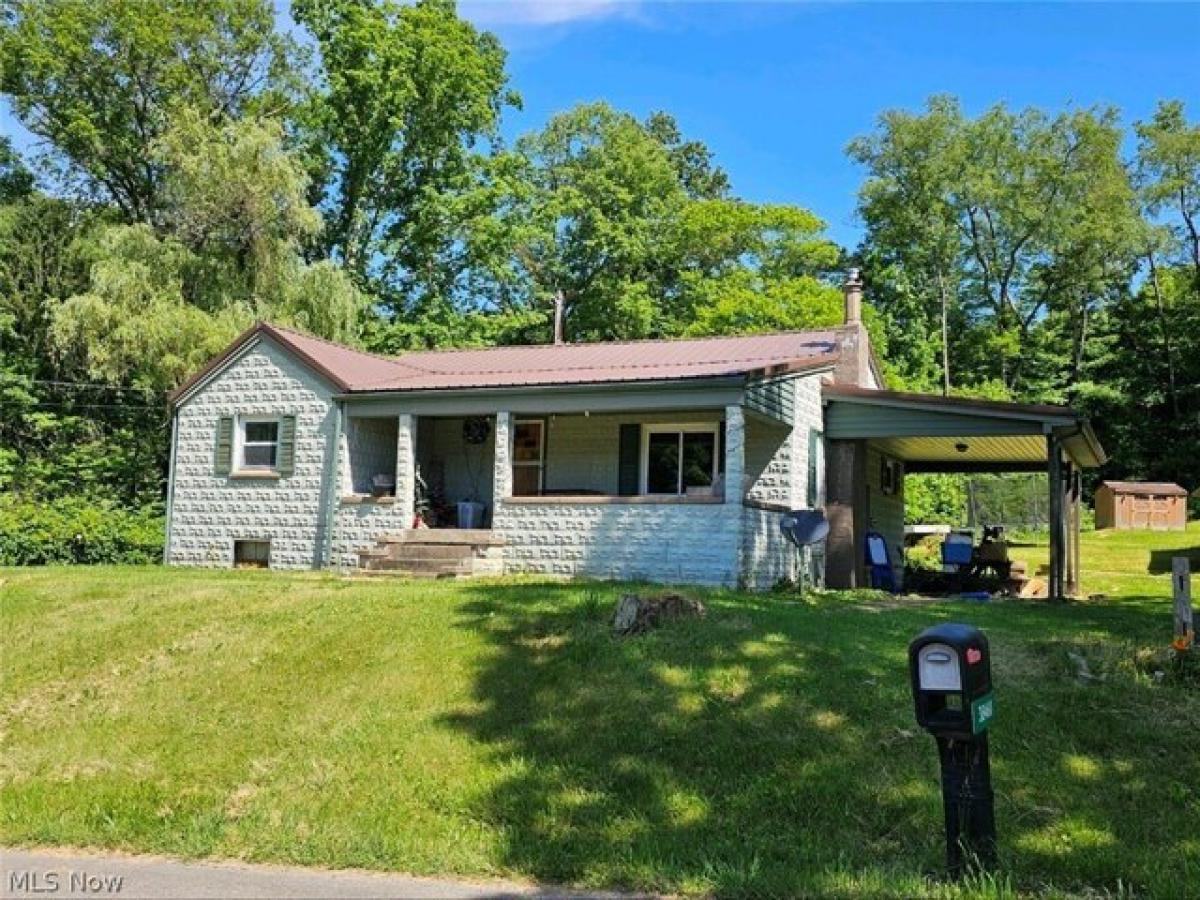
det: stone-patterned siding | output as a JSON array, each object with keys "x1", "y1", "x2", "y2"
[
  {"x1": 790, "y1": 374, "x2": 826, "y2": 509},
  {"x1": 168, "y1": 341, "x2": 336, "y2": 569},
  {"x1": 493, "y1": 501, "x2": 741, "y2": 586},
  {"x1": 330, "y1": 500, "x2": 409, "y2": 569},
  {"x1": 866, "y1": 446, "x2": 905, "y2": 586},
  {"x1": 736, "y1": 373, "x2": 827, "y2": 590},
  {"x1": 739, "y1": 506, "x2": 826, "y2": 591},
  {"x1": 742, "y1": 373, "x2": 825, "y2": 509},
  {"x1": 745, "y1": 418, "x2": 791, "y2": 505}
]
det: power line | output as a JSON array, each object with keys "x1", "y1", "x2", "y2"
[
  {"x1": 0, "y1": 400, "x2": 165, "y2": 411},
  {"x1": 20, "y1": 379, "x2": 166, "y2": 394}
]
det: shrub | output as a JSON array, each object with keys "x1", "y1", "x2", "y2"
[{"x1": 0, "y1": 497, "x2": 164, "y2": 565}]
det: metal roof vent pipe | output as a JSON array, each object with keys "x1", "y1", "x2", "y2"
[{"x1": 843, "y1": 267, "x2": 863, "y2": 326}]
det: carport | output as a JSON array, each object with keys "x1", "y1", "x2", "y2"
[{"x1": 821, "y1": 384, "x2": 1107, "y2": 599}]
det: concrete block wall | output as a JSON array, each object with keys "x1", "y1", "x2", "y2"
[
  {"x1": 740, "y1": 506, "x2": 798, "y2": 589},
  {"x1": 744, "y1": 418, "x2": 791, "y2": 505},
  {"x1": 167, "y1": 340, "x2": 336, "y2": 569},
  {"x1": 494, "y1": 501, "x2": 741, "y2": 586},
  {"x1": 330, "y1": 413, "x2": 415, "y2": 569},
  {"x1": 331, "y1": 499, "x2": 409, "y2": 569},
  {"x1": 738, "y1": 373, "x2": 828, "y2": 589}
]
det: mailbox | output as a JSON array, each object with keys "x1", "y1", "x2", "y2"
[{"x1": 909, "y1": 623, "x2": 994, "y2": 738}]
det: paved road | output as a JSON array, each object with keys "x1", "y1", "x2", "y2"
[{"x1": 1, "y1": 849, "x2": 632, "y2": 900}]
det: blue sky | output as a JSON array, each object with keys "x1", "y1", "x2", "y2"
[{"x1": 5, "y1": 2, "x2": 1198, "y2": 247}]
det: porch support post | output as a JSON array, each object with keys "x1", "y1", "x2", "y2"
[
  {"x1": 724, "y1": 404, "x2": 745, "y2": 504},
  {"x1": 1047, "y1": 434, "x2": 1064, "y2": 602},
  {"x1": 395, "y1": 413, "x2": 415, "y2": 529},
  {"x1": 493, "y1": 411, "x2": 512, "y2": 508}
]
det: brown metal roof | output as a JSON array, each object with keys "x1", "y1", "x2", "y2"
[
  {"x1": 171, "y1": 322, "x2": 844, "y2": 404},
  {"x1": 354, "y1": 330, "x2": 842, "y2": 391},
  {"x1": 1099, "y1": 481, "x2": 1188, "y2": 496}
]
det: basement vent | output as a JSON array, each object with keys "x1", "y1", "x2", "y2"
[{"x1": 234, "y1": 540, "x2": 271, "y2": 569}]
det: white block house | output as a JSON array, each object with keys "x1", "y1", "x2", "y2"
[{"x1": 165, "y1": 273, "x2": 1104, "y2": 592}]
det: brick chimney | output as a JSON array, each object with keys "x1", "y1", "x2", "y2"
[{"x1": 833, "y1": 268, "x2": 873, "y2": 387}]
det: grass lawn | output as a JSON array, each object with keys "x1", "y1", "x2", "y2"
[{"x1": 2, "y1": 526, "x2": 1199, "y2": 898}]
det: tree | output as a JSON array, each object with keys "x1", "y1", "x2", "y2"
[
  {"x1": 848, "y1": 100, "x2": 962, "y2": 392},
  {"x1": 0, "y1": 136, "x2": 34, "y2": 202},
  {"x1": 1090, "y1": 101, "x2": 1200, "y2": 489},
  {"x1": 461, "y1": 102, "x2": 844, "y2": 346},
  {"x1": 293, "y1": 0, "x2": 515, "y2": 314},
  {"x1": 0, "y1": 0, "x2": 294, "y2": 223},
  {"x1": 850, "y1": 96, "x2": 1142, "y2": 399},
  {"x1": 1136, "y1": 100, "x2": 1200, "y2": 280},
  {"x1": 52, "y1": 113, "x2": 365, "y2": 393}
]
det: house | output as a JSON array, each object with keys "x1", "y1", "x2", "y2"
[{"x1": 164, "y1": 272, "x2": 1106, "y2": 594}]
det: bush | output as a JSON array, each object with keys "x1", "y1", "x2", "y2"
[{"x1": 0, "y1": 497, "x2": 164, "y2": 565}]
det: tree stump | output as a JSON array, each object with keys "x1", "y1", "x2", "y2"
[{"x1": 612, "y1": 592, "x2": 706, "y2": 636}]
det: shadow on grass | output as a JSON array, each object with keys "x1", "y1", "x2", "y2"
[
  {"x1": 1148, "y1": 546, "x2": 1200, "y2": 574},
  {"x1": 439, "y1": 582, "x2": 1197, "y2": 895}
]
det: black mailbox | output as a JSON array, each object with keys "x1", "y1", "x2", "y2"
[{"x1": 909, "y1": 623, "x2": 994, "y2": 738}]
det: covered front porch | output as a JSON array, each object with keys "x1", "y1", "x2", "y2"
[
  {"x1": 328, "y1": 374, "x2": 814, "y2": 586},
  {"x1": 822, "y1": 385, "x2": 1106, "y2": 599}
]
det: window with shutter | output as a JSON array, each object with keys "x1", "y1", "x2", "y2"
[{"x1": 276, "y1": 415, "x2": 296, "y2": 476}]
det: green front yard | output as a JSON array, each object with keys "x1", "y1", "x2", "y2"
[{"x1": 2, "y1": 526, "x2": 1199, "y2": 898}]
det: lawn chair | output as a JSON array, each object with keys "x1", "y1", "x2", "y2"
[{"x1": 865, "y1": 530, "x2": 898, "y2": 592}]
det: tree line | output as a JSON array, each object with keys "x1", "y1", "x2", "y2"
[{"x1": 1, "y1": 0, "x2": 1196, "y2": 518}]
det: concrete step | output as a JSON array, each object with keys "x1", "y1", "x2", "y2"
[
  {"x1": 362, "y1": 557, "x2": 472, "y2": 576},
  {"x1": 378, "y1": 543, "x2": 474, "y2": 561},
  {"x1": 353, "y1": 568, "x2": 462, "y2": 580},
  {"x1": 378, "y1": 529, "x2": 504, "y2": 547}
]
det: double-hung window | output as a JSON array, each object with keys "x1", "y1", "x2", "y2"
[
  {"x1": 238, "y1": 418, "x2": 280, "y2": 472},
  {"x1": 641, "y1": 424, "x2": 719, "y2": 496}
]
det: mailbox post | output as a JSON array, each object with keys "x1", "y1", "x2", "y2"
[{"x1": 909, "y1": 623, "x2": 997, "y2": 874}]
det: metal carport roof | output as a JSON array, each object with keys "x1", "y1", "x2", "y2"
[{"x1": 822, "y1": 384, "x2": 1106, "y2": 472}]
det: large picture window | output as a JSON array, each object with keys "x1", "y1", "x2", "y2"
[
  {"x1": 238, "y1": 418, "x2": 279, "y2": 471},
  {"x1": 641, "y1": 424, "x2": 719, "y2": 495}
]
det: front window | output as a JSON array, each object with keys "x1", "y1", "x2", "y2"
[
  {"x1": 641, "y1": 424, "x2": 718, "y2": 495},
  {"x1": 239, "y1": 418, "x2": 279, "y2": 471}
]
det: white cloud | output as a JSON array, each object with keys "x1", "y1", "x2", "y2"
[{"x1": 460, "y1": 0, "x2": 643, "y2": 27}]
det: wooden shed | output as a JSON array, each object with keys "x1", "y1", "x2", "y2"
[{"x1": 1095, "y1": 481, "x2": 1188, "y2": 531}]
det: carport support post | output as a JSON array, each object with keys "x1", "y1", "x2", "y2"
[
  {"x1": 1047, "y1": 435, "x2": 1064, "y2": 602},
  {"x1": 1075, "y1": 465, "x2": 1084, "y2": 600}
]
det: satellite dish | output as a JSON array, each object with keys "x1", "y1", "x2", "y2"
[{"x1": 780, "y1": 510, "x2": 829, "y2": 548}]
